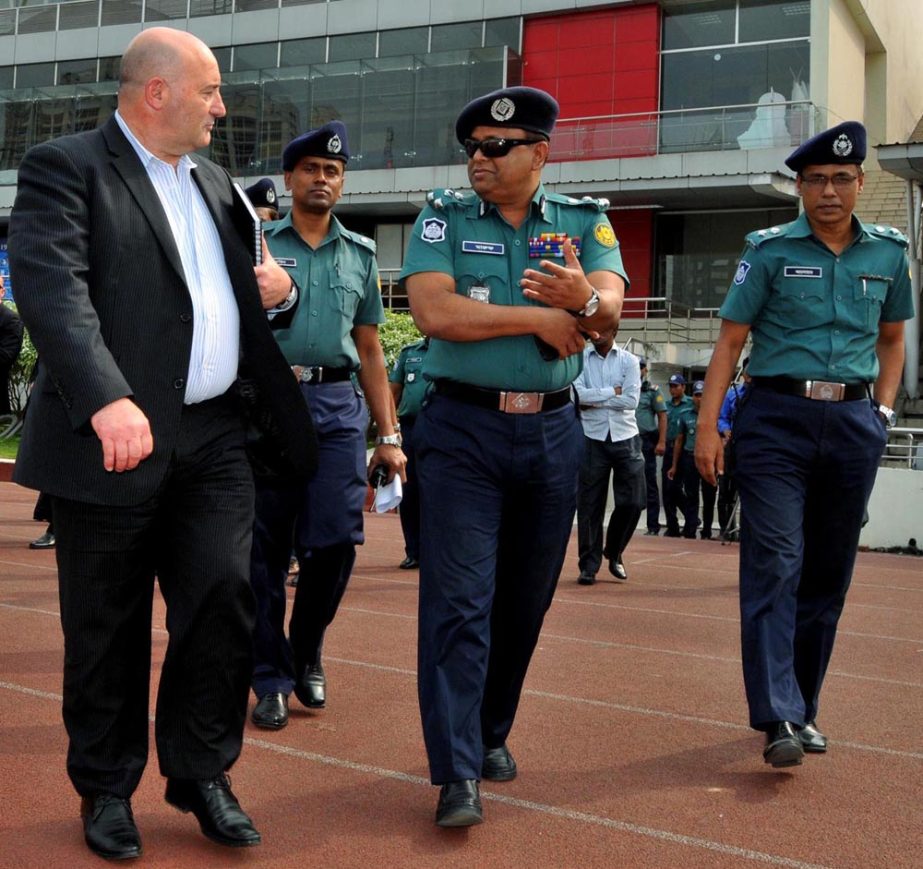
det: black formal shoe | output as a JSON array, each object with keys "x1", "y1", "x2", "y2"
[
  {"x1": 763, "y1": 721, "x2": 804, "y2": 768},
  {"x1": 663, "y1": 528, "x2": 681, "y2": 538},
  {"x1": 435, "y1": 780, "x2": 483, "y2": 827},
  {"x1": 293, "y1": 662, "x2": 326, "y2": 708},
  {"x1": 251, "y1": 692, "x2": 288, "y2": 729},
  {"x1": 165, "y1": 774, "x2": 261, "y2": 847},
  {"x1": 644, "y1": 529, "x2": 659, "y2": 536},
  {"x1": 399, "y1": 556, "x2": 420, "y2": 569},
  {"x1": 81, "y1": 794, "x2": 142, "y2": 860},
  {"x1": 797, "y1": 721, "x2": 828, "y2": 753},
  {"x1": 482, "y1": 744, "x2": 517, "y2": 781},
  {"x1": 577, "y1": 571, "x2": 596, "y2": 586},
  {"x1": 29, "y1": 530, "x2": 55, "y2": 549},
  {"x1": 608, "y1": 559, "x2": 628, "y2": 582}
]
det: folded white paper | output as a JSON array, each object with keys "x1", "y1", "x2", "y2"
[{"x1": 373, "y1": 475, "x2": 403, "y2": 512}]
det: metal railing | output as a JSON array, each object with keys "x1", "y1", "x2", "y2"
[{"x1": 884, "y1": 427, "x2": 923, "y2": 470}]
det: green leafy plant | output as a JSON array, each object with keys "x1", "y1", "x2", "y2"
[
  {"x1": 5, "y1": 304, "x2": 36, "y2": 418},
  {"x1": 378, "y1": 309, "x2": 422, "y2": 368}
]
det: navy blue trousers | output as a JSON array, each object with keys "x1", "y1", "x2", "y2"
[
  {"x1": 249, "y1": 382, "x2": 367, "y2": 697},
  {"x1": 416, "y1": 393, "x2": 582, "y2": 783},
  {"x1": 397, "y1": 415, "x2": 420, "y2": 560},
  {"x1": 733, "y1": 388, "x2": 885, "y2": 730},
  {"x1": 661, "y1": 438, "x2": 681, "y2": 533},
  {"x1": 639, "y1": 430, "x2": 661, "y2": 532}
]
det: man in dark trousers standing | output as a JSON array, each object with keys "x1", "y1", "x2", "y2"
[
  {"x1": 634, "y1": 358, "x2": 667, "y2": 535},
  {"x1": 402, "y1": 86, "x2": 627, "y2": 826},
  {"x1": 8, "y1": 27, "x2": 315, "y2": 860},
  {"x1": 696, "y1": 122, "x2": 913, "y2": 768}
]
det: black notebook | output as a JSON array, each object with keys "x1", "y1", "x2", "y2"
[{"x1": 231, "y1": 182, "x2": 263, "y2": 266}]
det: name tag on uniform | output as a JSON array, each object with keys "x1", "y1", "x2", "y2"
[
  {"x1": 275, "y1": 257, "x2": 297, "y2": 268},
  {"x1": 462, "y1": 241, "x2": 505, "y2": 255},
  {"x1": 783, "y1": 266, "x2": 822, "y2": 278}
]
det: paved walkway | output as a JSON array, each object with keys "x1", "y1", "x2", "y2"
[{"x1": 0, "y1": 480, "x2": 920, "y2": 868}]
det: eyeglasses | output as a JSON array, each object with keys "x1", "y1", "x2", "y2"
[
  {"x1": 463, "y1": 137, "x2": 544, "y2": 158},
  {"x1": 800, "y1": 172, "x2": 861, "y2": 189}
]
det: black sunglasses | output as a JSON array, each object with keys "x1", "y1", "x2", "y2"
[{"x1": 463, "y1": 137, "x2": 544, "y2": 158}]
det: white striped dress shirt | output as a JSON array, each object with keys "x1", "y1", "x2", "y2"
[{"x1": 115, "y1": 112, "x2": 240, "y2": 404}]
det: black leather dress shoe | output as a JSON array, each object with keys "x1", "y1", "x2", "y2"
[
  {"x1": 663, "y1": 528, "x2": 681, "y2": 538},
  {"x1": 608, "y1": 559, "x2": 628, "y2": 582},
  {"x1": 399, "y1": 556, "x2": 420, "y2": 569},
  {"x1": 797, "y1": 721, "x2": 828, "y2": 753},
  {"x1": 29, "y1": 530, "x2": 56, "y2": 549},
  {"x1": 435, "y1": 780, "x2": 483, "y2": 827},
  {"x1": 251, "y1": 692, "x2": 289, "y2": 729},
  {"x1": 165, "y1": 774, "x2": 261, "y2": 847},
  {"x1": 577, "y1": 571, "x2": 596, "y2": 585},
  {"x1": 763, "y1": 721, "x2": 804, "y2": 768},
  {"x1": 293, "y1": 662, "x2": 326, "y2": 708},
  {"x1": 482, "y1": 744, "x2": 517, "y2": 781},
  {"x1": 81, "y1": 794, "x2": 142, "y2": 860}
]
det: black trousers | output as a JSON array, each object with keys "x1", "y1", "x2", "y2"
[
  {"x1": 678, "y1": 453, "x2": 716, "y2": 537},
  {"x1": 52, "y1": 396, "x2": 256, "y2": 799},
  {"x1": 639, "y1": 430, "x2": 661, "y2": 532},
  {"x1": 577, "y1": 434, "x2": 646, "y2": 574}
]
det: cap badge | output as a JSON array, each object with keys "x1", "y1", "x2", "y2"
[
  {"x1": 265, "y1": 188, "x2": 276, "y2": 204},
  {"x1": 490, "y1": 97, "x2": 515, "y2": 122},
  {"x1": 832, "y1": 133, "x2": 853, "y2": 157},
  {"x1": 328, "y1": 134, "x2": 343, "y2": 154}
]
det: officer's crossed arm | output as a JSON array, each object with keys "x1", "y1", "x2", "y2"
[
  {"x1": 405, "y1": 271, "x2": 586, "y2": 359},
  {"x1": 519, "y1": 239, "x2": 625, "y2": 334},
  {"x1": 696, "y1": 319, "x2": 751, "y2": 486}
]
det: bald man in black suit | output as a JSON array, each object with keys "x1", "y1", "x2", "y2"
[{"x1": 9, "y1": 27, "x2": 315, "y2": 860}]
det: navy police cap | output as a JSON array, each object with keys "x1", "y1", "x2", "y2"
[
  {"x1": 693, "y1": 380, "x2": 705, "y2": 395},
  {"x1": 784, "y1": 121, "x2": 866, "y2": 173},
  {"x1": 669, "y1": 373, "x2": 685, "y2": 385},
  {"x1": 282, "y1": 121, "x2": 349, "y2": 171},
  {"x1": 455, "y1": 86, "x2": 559, "y2": 144},
  {"x1": 244, "y1": 177, "x2": 277, "y2": 211}
]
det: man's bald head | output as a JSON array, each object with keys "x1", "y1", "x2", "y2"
[{"x1": 119, "y1": 27, "x2": 213, "y2": 94}]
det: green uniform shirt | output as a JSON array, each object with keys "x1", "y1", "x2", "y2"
[
  {"x1": 389, "y1": 339, "x2": 429, "y2": 418},
  {"x1": 677, "y1": 407, "x2": 698, "y2": 453},
  {"x1": 665, "y1": 394, "x2": 694, "y2": 441},
  {"x1": 719, "y1": 212, "x2": 914, "y2": 382},
  {"x1": 635, "y1": 381, "x2": 666, "y2": 434},
  {"x1": 399, "y1": 184, "x2": 628, "y2": 391},
  {"x1": 264, "y1": 213, "x2": 383, "y2": 369}
]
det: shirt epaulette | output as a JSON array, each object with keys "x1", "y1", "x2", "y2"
[
  {"x1": 340, "y1": 226, "x2": 377, "y2": 253},
  {"x1": 544, "y1": 192, "x2": 611, "y2": 212},
  {"x1": 745, "y1": 222, "x2": 794, "y2": 248},
  {"x1": 867, "y1": 223, "x2": 909, "y2": 248},
  {"x1": 425, "y1": 188, "x2": 474, "y2": 211}
]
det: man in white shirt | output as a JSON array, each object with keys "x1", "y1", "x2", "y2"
[{"x1": 574, "y1": 330, "x2": 646, "y2": 584}]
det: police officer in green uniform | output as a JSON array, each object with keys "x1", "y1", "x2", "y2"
[
  {"x1": 667, "y1": 380, "x2": 716, "y2": 538},
  {"x1": 662, "y1": 373, "x2": 694, "y2": 536},
  {"x1": 696, "y1": 121, "x2": 914, "y2": 768},
  {"x1": 248, "y1": 122, "x2": 406, "y2": 730},
  {"x1": 635, "y1": 358, "x2": 667, "y2": 534},
  {"x1": 388, "y1": 337, "x2": 429, "y2": 568},
  {"x1": 401, "y1": 86, "x2": 628, "y2": 827}
]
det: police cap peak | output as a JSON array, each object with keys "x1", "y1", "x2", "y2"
[
  {"x1": 784, "y1": 121, "x2": 866, "y2": 173},
  {"x1": 283, "y1": 121, "x2": 350, "y2": 171},
  {"x1": 693, "y1": 380, "x2": 705, "y2": 395},
  {"x1": 244, "y1": 177, "x2": 277, "y2": 210},
  {"x1": 669, "y1": 373, "x2": 685, "y2": 385},
  {"x1": 455, "y1": 86, "x2": 559, "y2": 145}
]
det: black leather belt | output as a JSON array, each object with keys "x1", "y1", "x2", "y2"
[
  {"x1": 291, "y1": 365, "x2": 352, "y2": 384},
  {"x1": 434, "y1": 380, "x2": 573, "y2": 414},
  {"x1": 753, "y1": 377, "x2": 869, "y2": 402}
]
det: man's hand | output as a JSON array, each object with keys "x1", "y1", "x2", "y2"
[
  {"x1": 666, "y1": 464, "x2": 677, "y2": 481},
  {"x1": 695, "y1": 426, "x2": 724, "y2": 488},
  {"x1": 367, "y1": 444, "x2": 407, "y2": 484},
  {"x1": 90, "y1": 397, "x2": 154, "y2": 473},
  {"x1": 534, "y1": 308, "x2": 591, "y2": 359},
  {"x1": 655, "y1": 440, "x2": 666, "y2": 457},
  {"x1": 254, "y1": 238, "x2": 294, "y2": 309},
  {"x1": 520, "y1": 240, "x2": 594, "y2": 311}
]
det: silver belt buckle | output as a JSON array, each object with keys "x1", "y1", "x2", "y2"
[
  {"x1": 499, "y1": 391, "x2": 543, "y2": 413},
  {"x1": 808, "y1": 380, "x2": 845, "y2": 401},
  {"x1": 292, "y1": 365, "x2": 318, "y2": 383}
]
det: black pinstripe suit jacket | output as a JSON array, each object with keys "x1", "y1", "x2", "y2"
[{"x1": 8, "y1": 116, "x2": 316, "y2": 505}]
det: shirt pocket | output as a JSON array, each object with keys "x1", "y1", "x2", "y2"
[
  {"x1": 456, "y1": 267, "x2": 510, "y2": 305},
  {"x1": 854, "y1": 276, "x2": 889, "y2": 328},
  {"x1": 327, "y1": 277, "x2": 363, "y2": 320},
  {"x1": 776, "y1": 278, "x2": 827, "y2": 327}
]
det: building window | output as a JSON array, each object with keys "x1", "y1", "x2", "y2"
[
  {"x1": 145, "y1": 0, "x2": 189, "y2": 21},
  {"x1": 739, "y1": 0, "x2": 810, "y2": 42},
  {"x1": 99, "y1": 56, "x2": 122, "y2": 82},
  {"x1": 59, "y1": 1, "x2": 101, "y2": 31},
  {"x1": 0, "y1": 9, "x2": 15, "y2": 37},
  {"x1": 236, "y1": 0, "x2": 279, "y2": 11},
  {"x1": 0, "y1": 67, "x2": 13, "y2": 90},
  {"x1": 213, "y1": 47, "x2": 232, "y2": 73},
  {"x1": 16, "y1": 63, "x2": 57, "y2": 89},
  {"x1": 234, "y1": 42, "x2": 279, "y2": 71},
  {"x1": 484, "y1": 17, "x2": 520, "y2": 51},
  {"x1": 328, "y1": 32, "x2": 377, "y2": 63},
  {"x1": 17, "y1": 6, "x2": 59, "y2": 35},
  {"x1": 58, "y1": 59, "x2": 98, "y2": 85},
  {"x1": 431, "y1": 21, "x2": 483, "y2": 52},
  {"x1": 101, "y1": 0, "x2": 143, "y2": 26},
  {"x1": 379, "y1": 27, "x2": 428, "y2": 58},
  {"x1": 189, "y1": 0, "x2": 234, "y2": 17},
  {"x1": 281, "y1": 37, "x2": 326, "y2": 67}
]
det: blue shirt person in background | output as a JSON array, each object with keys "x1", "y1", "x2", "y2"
[
  {"x1": 696, "y1": 122, "x2": 914, "y2": 769},
  {"x1": 401, "y1": 86, "x2": 627, "y2": 827}
]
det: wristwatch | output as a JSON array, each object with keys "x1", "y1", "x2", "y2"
[
  {"x1": 573, "y1": 288, "x2": 600, "y2": 318},
  {"x1": 376, "y1": 434, "x2": 402, "y2": 447},
  {"x1": 874, "y1": 402, "x2": 897, "y2": 429}
]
